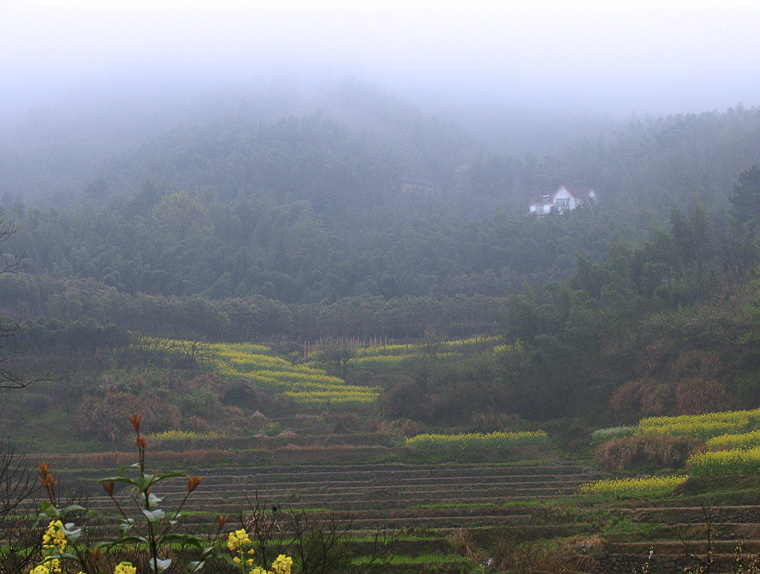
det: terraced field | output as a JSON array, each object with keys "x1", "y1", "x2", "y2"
[
  {"x1": 37, "y1": 450, "x2": 760, "y2": 572},
  {"x1": 47, "y1": 457, "x2": 603, "y2": 572},
  {"x1": 82, "y1": 462, "x2": 598, "y2": 520},
  {"x1": 36, "y1": 405, "x2": 760, "y2": 572},
  {"x1": 595, "y1": 492, "x2": 760, "y2": 573}
]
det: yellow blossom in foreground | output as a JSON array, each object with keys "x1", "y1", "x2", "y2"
[
  {"x1": 114, "y1": 562, "x2": 137, "y2": 574},
  {"x1": 271, "y1": 554, "x2": 294, "y2": 574},
  {"x1": 42, "y1": 520, "x2": 67, "y2": 552},
  {"x1": 30, "y1": 558, "x2": 61, "y2": 574},
  {"x1": 227, "y1": 528, "x2": 252, "y2": 551}
]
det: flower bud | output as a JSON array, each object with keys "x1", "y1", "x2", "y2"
[
  {"x1": 187, "y1": 476, "x2": 202, "y2": 493},
  {"x1": 129, "y1": 413, "x2": 142, "y2": 433},
  {"x1": 102, "y1": 480, "x2": 115, "y2": 496},
  {"x1": 38, "y1": 462, "x2": 50, "y2": 480}
]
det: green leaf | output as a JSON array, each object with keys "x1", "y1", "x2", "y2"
[
  {"x1": 137, "y1": 474, "x2": 156, "y2": 491},
  {"x1": 142, "y1": 508, "x2": 166, "y2": 522},
  {"x1": 186, "y1": 560, "x2": 205, "y2": 573},
  {"x1": 148, "y1": 493, "x2": 163, "y2": 508},
  {"x1": 152, "y1": 471, "x2": 188, "y2": 482},
  {"x1": 118, "y1": 520, "x2": 137, "y2": 536},
  {"x1": 57, "y1": 551, "x2": 82, "y2": 561},
  {"x1": 59, "y1": 504, "x2": 87, "y2": 514},
  {"x1": 102, "y1": 476, "x2": 139, "y2": 487},
  {"x1": 155, "y1": 557, "x2": 172, "y2": 572},
  {"x1": 62, "y1": 524, "x2": 82, "y2": 542},
  {"x1": 39, "y1": 501, "x2": 60, "y2": 516}
]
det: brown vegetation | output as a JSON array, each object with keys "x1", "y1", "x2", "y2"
[
  {"x1": 75, "y1": 391, "x2": 181, "y2": 441},
  {"x1": 593, "y1": 434, "x2": 704, "y2": 472}
]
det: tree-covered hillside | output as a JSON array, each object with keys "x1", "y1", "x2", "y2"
[
  {"x1": 4, "y1": 96, "x2": 759, "y2": 308},
  {"x1": 3, "y1": 89, "x2": 760, "y2": 424}
]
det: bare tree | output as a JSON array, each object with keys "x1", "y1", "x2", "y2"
[
  {"x1": 0, "y1": 211, "x2": 28, "y2": 390},
  {"x1": 0, "y1": 440, "x2": 41, "y2": 574},
  {"x1": 312, "y1": 339, "x2": 356, "y2": 381},
  {"x1": 0, "y1": 210, "x2": 51, "y2": 390},
  {"x1": 240, "y1": 493, "x2": 395, "y2": 574}
]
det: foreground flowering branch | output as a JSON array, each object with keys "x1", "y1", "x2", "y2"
[{"x1": 31, "y1": 414, "x2": 294, "y2": 574}]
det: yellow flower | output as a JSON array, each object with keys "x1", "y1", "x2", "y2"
[
  {"x1": 271, "y1": 554, "x2": 294, "y2": 574},
  {"x1": 227, "y1": 528, "x2": 251, "y2": 551},
  {"x1": 114, "y1": 562, "x2": 137, "y2": 574},
  {"x1": 42, "y1": 520, "x2": 67, "y2": 552},
  {"x1": 233, "y1": 557, "x2": 241, "y2": 564},
  {"x1": 30, "y1": 556, "x2": 65, "y2": 574}
]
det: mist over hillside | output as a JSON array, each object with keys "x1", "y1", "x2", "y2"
[
  {"x1": 0, "y1": 77, "x2": 759, "y2": 331},
  {"x1": 0, "y1": 79, "x2": 615, "y2": 205},
  {"x1": 4, "y1": 77, "x2": 759, "y2": 217}
]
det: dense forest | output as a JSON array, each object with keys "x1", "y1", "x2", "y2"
[{"x1": 3, "y1": 86, "x2": 760, "y2": 424}]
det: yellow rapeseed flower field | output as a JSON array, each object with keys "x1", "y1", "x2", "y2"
[
  {"x1": 637, "y1": 407, "x2": 760, "y2": 440},
  {"x1": 688, "y1": 446, "x2": 760, "y2": 476},
  {"x1": 405, "y1": 431, "x2": 549, "y2": 450},
  {"x1": 705, "y1": 429, "x2": 760, "y2": 450},
  {"x1": 208, "y1": 341, "x2": 379, "y2": 407},
  {"x1": 577, "y1": 475, "x2": 688, "y2": 499}
]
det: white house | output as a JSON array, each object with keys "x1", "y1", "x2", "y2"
[{"x1": 529, "y1": 185, "x2": 597, "y2": 215}]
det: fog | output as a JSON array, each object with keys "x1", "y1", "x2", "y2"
[{"x1": 2, "y1": 0, "x2": 760, "y2": 149}]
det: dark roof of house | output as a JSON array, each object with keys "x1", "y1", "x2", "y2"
[{"x1": 529, "y1": 193, "x2": 554, "y2": 206}]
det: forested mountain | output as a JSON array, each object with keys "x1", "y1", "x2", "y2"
[
  {"x1": 2, "y1": 97, "x2": 758, "y2": 309},
  {"x1": 3, "y1": 88, "x2": 760, "y2": 424}
]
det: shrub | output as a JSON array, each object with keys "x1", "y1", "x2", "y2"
[
  {"x1": 323, "y1": 412, "x2": 362, "y2": 433},
  {"x1": 591, "y1": 426, "x2": 636, "y2": 443},
  {"x1": 294, "y1": 414, "x2": 324, "y2": 429},
  {"x1": 593, "y1": 434, "x2": 703, "y2": 471},
  {"x1": 222, "y1": 380, "x2": 273, "y2": 411},
  {"x1": 609, "y1": 378, "x2": 673, "y2": 424},
  {"x1": 369, "y1": 418, "x2": 423, "y2": 438},
  {"x1": 75, "y1": 391, "x2": 181, "y2": 442},
  {"x1": 675, "y1": 379, "x2": 730, "y2": 415}
]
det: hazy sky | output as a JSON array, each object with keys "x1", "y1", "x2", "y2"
[{"x1": 2, "y1": 0, "x2": 760, "y2": 119}]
